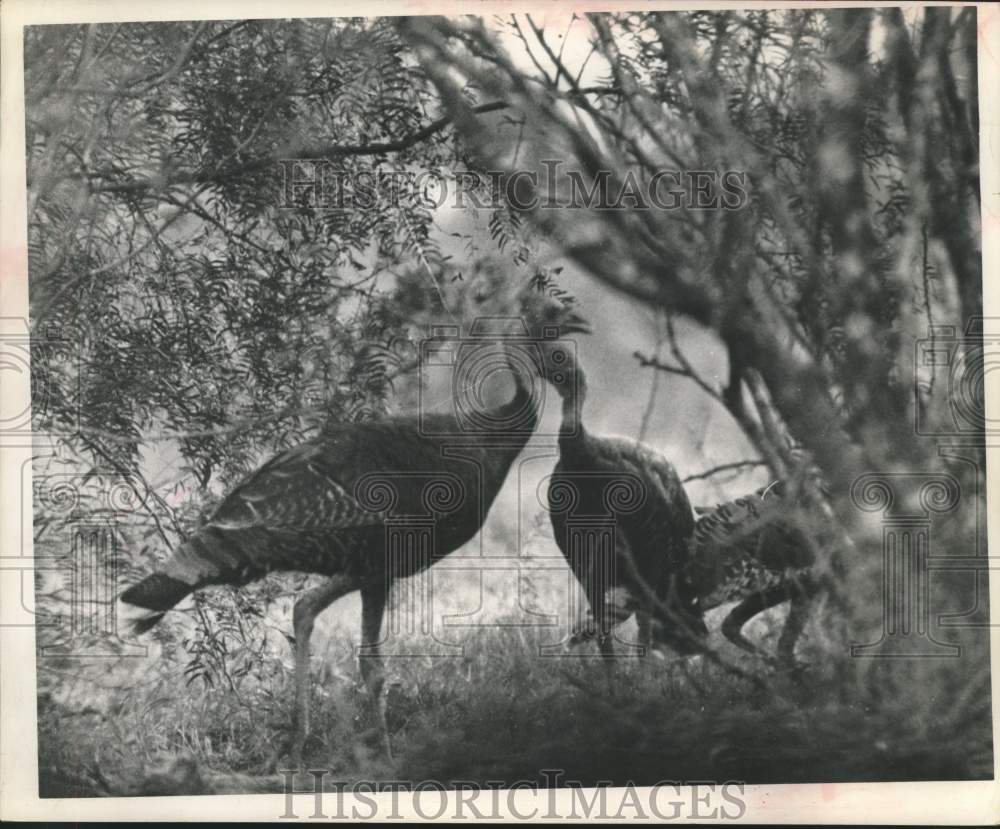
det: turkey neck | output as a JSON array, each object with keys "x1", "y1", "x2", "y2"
[
  {"x1": 558, "y1": 367, "x2": 588, "y2": 450},
  {"x1": 486, "y1": 342, "x2": 540, "y2": 440}
]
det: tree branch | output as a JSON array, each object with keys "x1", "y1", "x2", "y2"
[
  {"x1": 682, "y1": 460, "x2": 767, "y2": 484},
  {"x1": 89, "y1": 101, "x2": 510, "y2": 195}
]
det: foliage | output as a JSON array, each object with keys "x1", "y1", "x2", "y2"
[
  {"x1": 25, "y1": 18, "x2": 526, "y2": 679},
  {"x1": 37, "y1": 597, "x2": 992, "y2": 794},
  {"x1": 26, "y1": 9, "x2": 989, "y2": 789},
  {"x1": 400, "y1": 7, "x2": 985, "y2": 635},
  {"x1": 26, "y1": 19, "x2": 459, "y2": 479}
]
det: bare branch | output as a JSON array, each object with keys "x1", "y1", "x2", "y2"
[{"x1": 681, "y1": 460, "x2": 767, "y2": 484}]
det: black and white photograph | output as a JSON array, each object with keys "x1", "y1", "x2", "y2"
[{"x1": 0, "y1": 0, "x2": 997, "y2": 821}]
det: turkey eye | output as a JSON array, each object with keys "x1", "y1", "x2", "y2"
[
  {"x1": 552, "y1": 350, "x2": 566, "y2": 364},
  {"x1": 553, "y1": 372, "x2": 565, "y2": 384}
]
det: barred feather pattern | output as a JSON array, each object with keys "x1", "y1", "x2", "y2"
[
  {"x1": 570, "y1": 480, "x2": 817, "y2": 644},
  {"x1": 687, "y1": 480, "x2": 815, "y2": 611},
  {"x1": 120, "y1": 404, "x2": 536, "y2": 621}
]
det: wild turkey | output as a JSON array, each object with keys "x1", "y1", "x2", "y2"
[
  {"x1": 684, "y1": 480, "x2": 821, "y2": 662},
  {"x1": 118, "y1": 288, "x2": 591, "y2": 766},
  {"x1": 572, "y1": 480, "x2": 823, "y2": 665},
  {"x1": 547, "y1": 357, "x2": 708, "y2": 660}
]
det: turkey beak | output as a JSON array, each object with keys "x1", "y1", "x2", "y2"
[{"x1": 563, "y1": 311, "x2": 592, "y2": 336}]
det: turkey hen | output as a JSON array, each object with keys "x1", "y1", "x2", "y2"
[
  {"x1": 547, "y1": 356, "x2": 708, "y2": 661},
  {"x1": 571, "y1": 480, "x2": 823, "y2": 665},
  {"x1": 119, "y1": 288, "x2": 590, "y2": 766}
]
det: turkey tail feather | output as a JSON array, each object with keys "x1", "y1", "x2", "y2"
[
  {"x1": 120, "y1": 572, "x2": 193, "y2": 613},
  {"x1": 118, "y1": 572, "x2": 194, "y2": 634},
  {"x1": 118, "y1": 531, "x2": 239, "y2": 634}
]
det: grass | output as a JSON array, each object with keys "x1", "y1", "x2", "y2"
[{"x1": 36, "y1": 575, "x2": 993, "y2": 797}]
